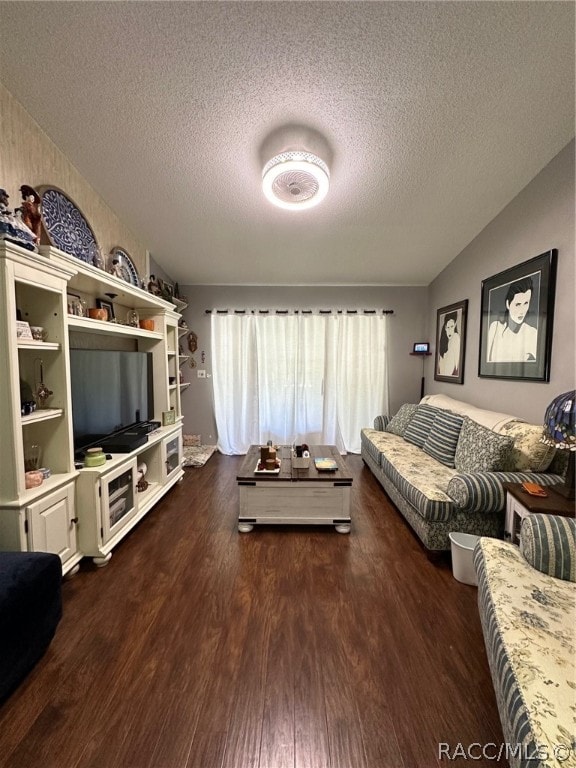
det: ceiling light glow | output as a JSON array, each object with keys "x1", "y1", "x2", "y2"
[{"x1": 262, "y1": 151, "x2": 330, "y2": 211}]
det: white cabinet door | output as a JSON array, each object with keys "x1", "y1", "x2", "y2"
[
  {"x1": 162, "y1": 433, "x2": 182, "y2": 481},
  {"x1": 101, "y1": 460, "x2": 137, "y2": 543},
  {"x1": 26, "y1": 482, "x2": 78, "y2": 565}
]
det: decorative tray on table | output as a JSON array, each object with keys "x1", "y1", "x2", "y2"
[{"x1": 254, "y1": 460, "x2": 281, "y2": 475}]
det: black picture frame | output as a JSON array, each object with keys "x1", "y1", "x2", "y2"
[
  {"x1": 96, "y1": 298, "x2": 115, "y2": 321},
  {"x1": 434, "y1": 299, "x2": 468, "y2": 384},
  {"x1": 478, "y1": 250, "x2": 557, "y2": 381}
]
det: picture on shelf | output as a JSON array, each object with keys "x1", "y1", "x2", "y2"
[
  {"x1": 16, "y1": 320, "x2": 33, "y2": 340},
  {"x1": 96, "y1": 298, "x2": 115, "y2": 321},
  {"x1": 162, "y1": 409, "x2": 176, "y2": 426}
]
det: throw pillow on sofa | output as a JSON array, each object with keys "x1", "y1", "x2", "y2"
[
  {"x1": 385, "y1": 403, "x2": 418, "y2": 436},
  {"x1": 422, "y1": 410, "x2": 463, "y2": 467},
  {"x1": 499, "y1": 420, "x2": 556, "y2": 472},
  {"x1": 454, "y1": 416, "x2": 513, "y2": 473},
  {"x1": 403, "y1": 404, "x2": 438, "y2": 448}
]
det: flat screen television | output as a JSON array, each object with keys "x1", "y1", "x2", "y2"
[{"x1": 70, "y1": 349, "x2": 153, "y2": 450}]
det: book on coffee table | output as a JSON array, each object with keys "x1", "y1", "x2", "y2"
[{"x1": 314, "y1": 457, "x2": 338, "y2": 471}]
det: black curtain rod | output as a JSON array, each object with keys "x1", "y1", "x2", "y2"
[{"x1": 205, "y1": 309, "x2": 394, "y2": 315}]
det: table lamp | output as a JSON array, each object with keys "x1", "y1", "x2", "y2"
[{"x1": 541, "y1": 390, "x2": 575, "y2": 500}]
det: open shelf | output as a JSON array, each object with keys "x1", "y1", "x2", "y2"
[
  {"x1": 67, "y1": 315, "x2": 163, "y2": 339},
  {"x1": 17, "y1": 341, "x2": 60, "y2": 351},
  {"x1": 21, "y1": 408, "x2": 63, "y2": 425}
]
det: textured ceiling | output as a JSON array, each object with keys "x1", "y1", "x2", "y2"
[{"x1": 0, "y1": 1, "x2": 574, "y2": 286}]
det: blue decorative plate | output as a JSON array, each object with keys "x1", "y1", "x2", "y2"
[
  {"x1": 108, "y1": 246, "x2": 140, "y2": 287},
  {"x1": 39, "y1": 186, "x2": 98, "y2": 263}
]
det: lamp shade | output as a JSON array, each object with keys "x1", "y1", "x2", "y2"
[
  {"x1": 541, "y1": 390, "x2": 575, "y2": 500},
  {"x1": 541, "y1": 390, "x2": 576, "y2": 449}
]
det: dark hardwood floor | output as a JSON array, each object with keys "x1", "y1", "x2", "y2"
[{"x1": 0, "y1": 454, "x2": 507, "y2": 768}]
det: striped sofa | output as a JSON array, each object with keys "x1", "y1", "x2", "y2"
[
  {"x1": 360, "y1": 395, "x2": 565, "y2": 552},
  {"x1": 474, "y1": 515, "x2": 576, "y2": 768}
]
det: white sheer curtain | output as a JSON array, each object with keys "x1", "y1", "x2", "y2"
[{"x1": 211, "y1": 313, "x2": 389, "y2": 454}]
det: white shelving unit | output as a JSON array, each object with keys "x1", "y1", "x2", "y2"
[
  {"x1": 0, "y1": 242, "x2": 82, "y2": 575},
  {"x1": 0, "y1": 242, "x2": 186, "y2": 572}
]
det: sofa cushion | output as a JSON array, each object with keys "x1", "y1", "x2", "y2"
[
  {"x1": 422, "y1": 410, "x2": 463, "y2": 467},
  {"x1": 520, "y1": 514, "x2": 576, "y2": 582},
  {"x1": 385, "y1": 403, "x2": 418, "y2": 437},
  {"x1": 377, "y1": 437, "x2": 457, "y2": 522},
  {"x1": 474, "y1": 537, "x2": 575, "y2": 768},
  {"x1": 360, "y1": 427, "x2": 391, "y2": 466},
  {"x1": 499, "y1": 420, "x2": 556, "y2": 472},
  {"x1": 403, "y1": 404, "x2": 438, "y2": 448},
  {"x1": 454, "y1": 417, "x2": 513, "y2": 473}
]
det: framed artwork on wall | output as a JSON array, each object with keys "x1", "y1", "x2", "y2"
[
  {"x1": 478, "y1": 250, "x2": 557, "y2": 382},
  {"x1": 434, "y1": 299, "x2": 468, "y2": 384}
]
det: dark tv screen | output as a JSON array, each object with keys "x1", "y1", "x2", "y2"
[{"x1": 70, "y1": 349, "x2": 153, "y2": 448}]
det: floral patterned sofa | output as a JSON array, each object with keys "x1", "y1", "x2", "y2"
[
  {"x1": 360, "y1": 395, "x2": 566, "y2": 553},
  {"x1": 474, "y1": 515, "x2": 576, "y2": 768}
]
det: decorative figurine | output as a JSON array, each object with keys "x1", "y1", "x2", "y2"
[
  {"x1": 33, "y1": 358, "x2": 53, "y2": 409},
  {"x1": 0, "y1": 188, "x2": 37, "y2": 251},
  {"x1": 18, "y1": 185, "x2": 42, "y2": 243},
  {"x1": 109, "y1": 258, "x2": 124, "y2": 279}
]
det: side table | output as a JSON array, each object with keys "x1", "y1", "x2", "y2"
[{"x1": 504, "y1": 482, "x2": 575, "y2": 545}]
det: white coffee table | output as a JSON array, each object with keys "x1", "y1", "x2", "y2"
[{"x1": 236, "y1": 445, "x2": 352, "y2": 533}]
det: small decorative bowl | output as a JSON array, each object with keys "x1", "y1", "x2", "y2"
[
  {"x1": 139, "y1": 318, "x2": 155, "y2": 331},
  {"x1": 25, "y1": 470, "x2": 44, "y2": 489},
  {"x1": 88, "y1": 308, "x2": 108, "y2": 321}
]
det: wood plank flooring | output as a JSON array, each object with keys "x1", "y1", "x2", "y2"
[{"x1": 0, "y1": 454, "x2": 507, "y2": 768}]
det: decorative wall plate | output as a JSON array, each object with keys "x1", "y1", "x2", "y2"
[
  {"x1": 38, "y1": 186, "x2": 98, "y2": 263},
  {"x1": 108, "y1": 246, "x2": 140, "y2": 287}
]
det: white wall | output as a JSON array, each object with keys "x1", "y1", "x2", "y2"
[{"x1": 425, "y1": 140, "x2": 575, "y2": 421}]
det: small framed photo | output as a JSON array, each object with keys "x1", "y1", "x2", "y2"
[
  {"x1": 434, "y1": 299, "x2": 468, "y2": 384},
  {"x1": 413, "y1": 342, "x2": 430, "y2": 354},
  {"x1": 162, "y1": 409, "x2": 176, "y2": 426},
  {"x1": 16, "y1": 320, "x2": 33, "y2": 341},
  {"x1": 479, "y1": 250, "x2": 557, "y2": 381},
  {"x1": 96, "y1": 298, "x2": 115, "y2": 321}
]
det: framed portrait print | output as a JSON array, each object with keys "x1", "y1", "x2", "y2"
[
  {"x1": 96, "y1": 298, "x2": 115, "y2": 321},
  {"x1": 434, "y1": 299, "x2": 468, "y2": 384},
  {"x1": 478, "y1": 249, "x2": 557, "y2": 381}
]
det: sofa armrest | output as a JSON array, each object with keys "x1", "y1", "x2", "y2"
[
  {"x1": 446, "y1": 471, "x2": 563, "y2": 514},
  {"x1": 373, "y1": 415, "x2": 390, "y2": 431},
  {"x1": 520, "y1": 514, "x2": 576, "y2": 582}
]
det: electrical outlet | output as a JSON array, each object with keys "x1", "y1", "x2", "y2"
[{"x1": 197, "y1": 369, "x2": 206, "y2": 378}]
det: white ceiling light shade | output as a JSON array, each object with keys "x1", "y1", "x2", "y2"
[{"x1": 262, "y1": 150, "x2": 330, "y2": 211}]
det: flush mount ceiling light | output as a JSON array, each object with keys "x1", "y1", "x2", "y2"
[{"x1": 262, "y1": 150, "x2": 330, "y2": 211}]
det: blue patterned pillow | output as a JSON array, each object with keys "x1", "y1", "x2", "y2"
[
  {"x1": 454, "y1": 417, "x2": 513, "y2": 472},
  {"x1": 422, "y1": 410, "x2": 463, "y2": 467},
  {"x1": 403, "y1": 405, "x2": 438, "y2": 448},
  {"x1": 385, "y1": 403, "x2": 418, "y2": 436}
]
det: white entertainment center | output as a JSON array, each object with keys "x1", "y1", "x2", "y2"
[{"x1": 0, "y1": 241, "x2": 186, "y2": 574}]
